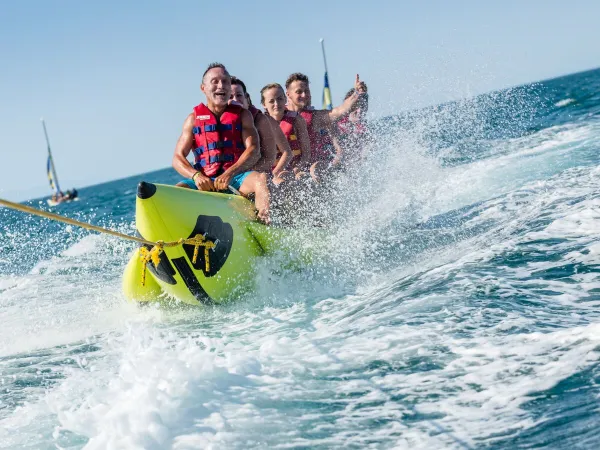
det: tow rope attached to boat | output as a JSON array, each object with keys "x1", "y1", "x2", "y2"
[{"x1": 0, "y1": 197, "x2": 215, "y2": 286}]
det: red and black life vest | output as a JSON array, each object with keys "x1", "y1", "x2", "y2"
[
  {"x1": 299, "y1": 109, "x2": 335, "y2": 163},
  {"x1": 279, "y1": 111, "x2": 302, "y2": 157},
  {"x1": 192, "y1": 103, "x2": 245, "y2": 177}
]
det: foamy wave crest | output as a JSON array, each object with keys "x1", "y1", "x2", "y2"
[{"x1": 555, "y1": 98, "x2": 575, "y2": 107}]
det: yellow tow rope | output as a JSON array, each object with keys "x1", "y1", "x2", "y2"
[{"x1": 0, "y1": 198, "x2": 215, "y2": 286}]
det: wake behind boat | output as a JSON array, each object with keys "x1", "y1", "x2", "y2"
[{"x1": 42, "y1": 118, "x2": 79, "y2": 206}]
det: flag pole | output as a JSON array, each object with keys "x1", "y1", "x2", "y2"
[
  {"x1": 319, "y1": 38, "x2": 333, "y2": 110},
  {"x1": 320, "y1": 38, "x2": 329, "y2": 74}
]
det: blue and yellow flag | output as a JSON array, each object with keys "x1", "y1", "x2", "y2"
[{"x1": 322, "y1": 72, "x2": 332, "y2": 110}]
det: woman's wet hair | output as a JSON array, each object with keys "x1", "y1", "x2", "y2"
[
  {"x1": 231, "y1": 76, "x2": 247, "y2": 94},
  {"x1": 231, "y1": 76, "x2": 252, "y2": 106},
  {"x1": 260, "y1": 83, "x2": 285, "y2": 105}
]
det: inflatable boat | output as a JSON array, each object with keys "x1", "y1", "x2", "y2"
[{"x1": 122, "y1": 182, "x2": 311, "y2": 305}]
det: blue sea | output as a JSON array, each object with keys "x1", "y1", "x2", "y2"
[{"x1": 1, "y1": 68, "x2": 600, "y2": 449}]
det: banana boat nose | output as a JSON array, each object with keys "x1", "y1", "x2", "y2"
[{"x1": 124, "y1": 182, "x2": 264, "y2": 305}]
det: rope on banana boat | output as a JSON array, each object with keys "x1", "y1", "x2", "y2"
[{"x1": 0, "y1": 198, "x2": 214, "y2": 286}]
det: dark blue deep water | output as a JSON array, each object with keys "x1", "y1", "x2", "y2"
[{"x1": 1, "y1": 68, "x2": 600, "y2": 449}]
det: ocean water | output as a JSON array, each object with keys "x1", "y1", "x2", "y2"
[{"x1": 1, "y1": 67, "x2": 600, "y2": 449}]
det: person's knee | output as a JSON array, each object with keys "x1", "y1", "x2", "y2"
[
  {"x1": 239, "y1": 171, "x2": 259, "y2": 194},
  {"x1": 256, "y1": 172, "x2": 268, "y2": 186},
  {"x1": 176, "y1": 182, "x2": 192, "y2": 189},
  {"x1": 241, "y1": 171, "x2": 271, "y2": 194}
]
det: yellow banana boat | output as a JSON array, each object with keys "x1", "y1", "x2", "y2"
[{"x1": 122, "y1": 182, "x2": 314, "y2": 305}]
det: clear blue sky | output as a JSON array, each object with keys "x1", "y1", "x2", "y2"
[{"x1": 1, "y1": 0, "x2": 599, "y2": 201}]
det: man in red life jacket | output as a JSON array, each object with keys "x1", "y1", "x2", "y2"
[
  {"x1": 229, "y1": 77, "x2": 292, "y2": 178},
  {"x1": 285, "y1": 73, "x2": 366, "y2": 174},
  {"x1": 173, "y1": 63, "x2": 271, "y2": 223}
]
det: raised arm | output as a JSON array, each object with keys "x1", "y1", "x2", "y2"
[
  {"x1": 214, "y1": 109, "x2": 260, "y2": 190},
  {"x1": 328, "y1": 74, "x2": 366, "y2": 122},
  {"x1": 294, "y1": 114, "x2": 312, "y2": 168}
]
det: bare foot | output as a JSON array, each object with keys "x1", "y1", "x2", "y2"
[
  {"x1": 257, "y1": 208, "x2": 271, "y2": 225},
  {"x1": 273, "y1": 170, "x2": 295, "y2": 185}
]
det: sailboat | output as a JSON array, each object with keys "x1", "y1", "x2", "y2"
[{"x1": 42, "y1": 119, "x2": 78, "y2": 207}]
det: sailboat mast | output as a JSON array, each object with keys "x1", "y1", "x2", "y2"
[{"x1": 41, "y1": 118, "x2": 61, "y2": 193}]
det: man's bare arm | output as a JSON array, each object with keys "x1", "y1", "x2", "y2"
[
  {"x1": 328, "y1": 74, "x2": 366, "y2": 122},
  {"x1": 172, "y1": 113, "x2": 198, "y2": 179},
  {"x1": 294, "y1": 114, "x2": 312, "y2": 168},
  {"x1": 172, "y1": 113, "x2": 215, "y2": 190}
]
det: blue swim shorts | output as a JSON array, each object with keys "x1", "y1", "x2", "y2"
[{"x1": 179, "y1": 171, "x2": 251, "y2": 192}]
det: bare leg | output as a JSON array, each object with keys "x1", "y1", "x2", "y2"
[
  {"x1": 239, "y1": 172, "x2": 270, "y2": 224},
  {"x1": 176, "y1": 182, "x2": 192, "y2": 189}
]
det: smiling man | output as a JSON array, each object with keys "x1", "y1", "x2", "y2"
[
  {"x1": 285, "y1": 72, "x2": 366, "y2": 168},
  {"x1": 172, "y1": 63, "x2": 270, "y2": 223}
]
